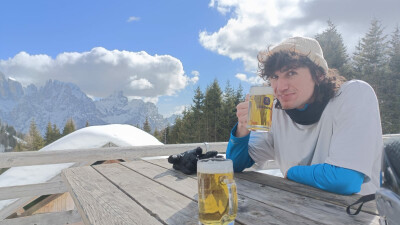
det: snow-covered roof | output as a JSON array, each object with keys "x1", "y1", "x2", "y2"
[{"x1": 0, "y1": 124, "x2": 163, "y2": 211}]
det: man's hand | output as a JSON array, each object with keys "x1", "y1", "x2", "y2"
[{"x1": 236, "y1": 94, "x2": 250, "y2": 137}]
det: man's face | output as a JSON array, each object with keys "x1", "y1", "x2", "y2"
[{"x1": 269, "y1": 67, "x2": 316, "y2": 110}]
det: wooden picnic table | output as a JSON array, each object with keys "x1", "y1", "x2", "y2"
[{"x1": 61, "y1": 159, "x2": 380, "y2": 225}]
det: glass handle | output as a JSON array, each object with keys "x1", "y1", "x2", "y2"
[{"x1": 224, "y1": 178, "x2": 237, "y2": 217}]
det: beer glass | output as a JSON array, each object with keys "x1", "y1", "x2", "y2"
[
  {"x1": 246, "y1": 85, "x2": 274, "y2": 132},
  {"x1": 197, "y1": 158, "x2": 238, "y2": 225}
]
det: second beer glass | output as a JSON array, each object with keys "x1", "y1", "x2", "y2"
[{"x1": 197, "y1": 158, "x2": 237, "y2": 225}]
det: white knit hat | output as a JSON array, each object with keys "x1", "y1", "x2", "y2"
[{"x1": 267, "y1": 36, "x2": 329, "y2": 74}]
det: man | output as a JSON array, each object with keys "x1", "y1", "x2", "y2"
[{"x1": 227, "y1": 37, "x2": 383, "y2": 195}]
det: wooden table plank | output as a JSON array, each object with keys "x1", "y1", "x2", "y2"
[
  {"x1": 0, "y1": 210, "x2": 81, "y2": 225},
  {"x1": 145, "y1": 159, "x2": 379, "y2": 225},
  {"x1": 236, "y1": 176, "x2": 379, "y2": 225},
  {"x1": 124, "y1": 160, "x2": 329, "y2": 225},
  {"x1": 61, "y1": 166, "x2": 162, "y2": 225},
  {"x1": 234, "y1": 171, "x2": 378, "y2": 215},
  {"x1": 148, "y1": 158, "x2": 376, "y2": 216},
  {"x1": 93, "y1": 163, "x2": 199, "y2": 225}
]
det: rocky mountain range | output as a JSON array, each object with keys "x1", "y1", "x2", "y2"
[{"x1": 0, "y1": 71, "x2": 175, "y2": 135}]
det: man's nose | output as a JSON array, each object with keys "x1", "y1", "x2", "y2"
[{"x1": 276, "y1": 78, "x2": 289, "y2": 93}]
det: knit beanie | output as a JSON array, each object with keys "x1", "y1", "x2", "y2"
[{"x1": 266, "y1": 37, "x2": 329, "y2": 74}]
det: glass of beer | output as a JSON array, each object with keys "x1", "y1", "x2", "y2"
[
  {"x1": 246, "y1": 85, "x2": 274, "y2": 132},
  {"x1": 197, "y1": 158, "x2": 238, "y2": 225}
]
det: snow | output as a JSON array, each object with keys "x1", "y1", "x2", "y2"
[{"x1": 0, "y1": 124, "x2": 162, "y2": 211}]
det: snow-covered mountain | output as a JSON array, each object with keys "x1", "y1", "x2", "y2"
[
  {"x1": 95, "y1": 91, "x2": 167, "y2": 129},
  {"x1": 0, "y1": 72, "x2": 172, "y2": 134}
]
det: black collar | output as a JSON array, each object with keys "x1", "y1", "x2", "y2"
[{"x1": 283, "y1": 99, "x2": 329, "y2": 125}]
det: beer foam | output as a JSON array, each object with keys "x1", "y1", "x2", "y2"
[
  {"x1": 250, "y1": 86, "x2": 274, "y2": 95},
  {"x1": 197, "y1": 159, "x2": 233, "y2": 174}
]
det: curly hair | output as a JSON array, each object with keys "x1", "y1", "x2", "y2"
[{"x1": 257, "y1": 50, "x2": 345, "y2": 109}]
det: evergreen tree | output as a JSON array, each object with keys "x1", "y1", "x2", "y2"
[
  {"x1": 25, "y1": 119, "x2": 45, "y2": 151},
  {"x1": 143, "y1": 117, "x2": 151, "y2": 133},
  {"x1": 169, "y1": 116, "x2": 181, "y2": 144},
  {"x1": 351, "y1": 19, "x2": 396, "y2": 133},
  {"x1": 352, "y1": 19, "x2": 388, "y2": 80},
  {"x1": 315, "y1": 20, "x2": 349, "y2": 75},
  {"x1": 44, "y1": 122, "x2": 54, "y2": 145},
  {"x1": 235, "y1": 83, "x2": 244, "y2": 106},
  {"x1": 85, "y1": 121, "x2": 90, "y2": 127},
  {"x1": 62, "y1": 118, "x2": 76, "y2": 136},
  {"x1": 191, "y1": 87, "x2": 205, "y2": 142},
  {"x1": 203, "y1": 79, "x2": 223, "y2": 142},
  {"x1": 384, "y1": 25, "x2": 400, "y2": 133},
  {"x1": 162, "y1": 125, "x2": 170, "y2": 144},
  {"x1": 52, "y1": 124, "x2": 62, "y2": 140},
  {"x1": 153, "y1": 128, "x2": 161, "y2": 141},
  {"x1": 221, "y1": 81, "x2": 237, "y2": 140},
  {"x1": 388, "y1": 25, "x2": 400, "y2": 73}
]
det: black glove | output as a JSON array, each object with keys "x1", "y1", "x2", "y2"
[{"x1": 168, "y1": 147, "x2": 221, "y2": 175}]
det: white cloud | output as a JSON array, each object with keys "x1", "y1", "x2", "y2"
[
  {"x1": 0, "y1": 47, "x2": 193, "y2": 99},
  {"x1": 202, "y1": 0, "x2": 400, "y2": 72},
  {"x1": 235, "y1": 73, "x2": 265, "y2": 85},
  {"x1": 129, "y1": 76, "x2": 154, "y2": 90},
  {"x1": 191, "y1": 70, "x2": 199, "y2": 77},
  {"x1": 200, "y1": 0, "x2": 306, "y2": 72},
  {"x1": 127, "y1": 16, "x2": 140, "y2": 22},
  {"x1": 190, "y1": 70, "x2": 200, "y2": 84}
]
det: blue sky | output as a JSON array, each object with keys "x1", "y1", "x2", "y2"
[{"x1": 1, "y1": 0, "x2": 399, "y2": 116}]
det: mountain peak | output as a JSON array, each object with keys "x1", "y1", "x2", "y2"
[{"x1": 0, "y1": 74, "x2": 169, "y2": 134}]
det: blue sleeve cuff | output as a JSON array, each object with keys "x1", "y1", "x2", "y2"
[
  {"x1": 287, "y1": 163, "x2": 364, "y2": 195},
  {"x1": 226, "y1": 123, "x2": 254, "y2": 172}
]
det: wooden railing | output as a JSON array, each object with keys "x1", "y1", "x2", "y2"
[{"x1": 0, "y1": 142, "x2": 228, "y2": 225}]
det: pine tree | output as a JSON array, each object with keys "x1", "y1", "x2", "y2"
[
  {"x1": 235, "y1": 83, "x2": 244, "y2": 106},
  {"x1": 25, "y1": 119, "x2": 45, "y2": 151},
  {"x1": 191, "y1": 86, "x2": 205, "y2": 142},
  {"x1": 384, "y1": 25, "x2": 400, "y2": 133},
  {"x1": 52, "y1": 124, "x2": 62, "y2": 140},
  {"x1": 44, "y1": 121, "x2": 54, "y2": 145},
  {"x1": 153, "y1": 128, "x2": 161, "y2": 141},
  {"x1": 163, "y1": 125, "x2": 170, "y2": 144},
  {"x1": 62, "y1": 118, "x2": 76, "y2": 136},
  {"x1": 352, "y1": 19, "x2": 388, "y2": 81},
  {"x1": 352, "y1": 19, "x2": 395, "y2": 133},
  {"x1": 221, "y1": 81, "x2": 237, "y2": 140},
  {"x1": 315, "y1": 20, "x2": 349, "y2": 75},
  {"x1": 143, "y1": 117, "x2": 151, "y2": 133},
  {"x1": 203, "y1": 79, "x2": 223, "y2": 142},
  {"x1": 85, "y1": 121, "x2": 90, "y2": 127}
]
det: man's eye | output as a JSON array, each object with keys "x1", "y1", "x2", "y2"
[
  {"x1": 270, "y1": 75, "x2": 278, "y2": 80},
  {"x1": 288, "y1": 71, "x2": 296, "y2": 76}
]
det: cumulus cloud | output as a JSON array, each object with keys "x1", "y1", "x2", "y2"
[
  {"x1": 189, "y1": 70, "x2": 200, "y2": 84},
  {"x1": 0, "y1": 47, "x2": 198, "y2": 99},
  {"x1": 200, "y1": 0, "x2": 306, "y2": 72},
  {"x1": 235, "y1": 73, "x2": 265, "y2": 85},
  {"x1": 127, "y1": 16, "x2": 140, "y2": 22},
  {"x1": 200, "y1": 0, "x2": 400, "y2": 72}
]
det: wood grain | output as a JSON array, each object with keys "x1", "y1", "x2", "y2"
[
  {"x1": 0, "y1": 210, "x2": 81, "y2": 225},
  {"x1": 61, "y1": 166, "x2": 162, "y2": 225}
]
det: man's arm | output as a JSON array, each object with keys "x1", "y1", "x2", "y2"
[
  {"x1": 226, "y1": 123, "x2": 255, "y2": 172},
  {"x1": 287, "y1": 164, "x2": 364, "y2": 195}
]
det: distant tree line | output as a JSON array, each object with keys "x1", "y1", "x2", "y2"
[
  {"x1": 0, "y1": 120, "x2": 24, "y2": 152},
  {"x1": 151, "y1": 19, "x2": 400, "y2": 144},
  {"x1": 315, "y1": 19, "x2": 400, "y2": 134},
  {"x1": 150, "y1": 80, "x2": 244, "y2": 144},
  {"x1": 13, "y1": 118, "x2": 77, "y2": 152}
]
